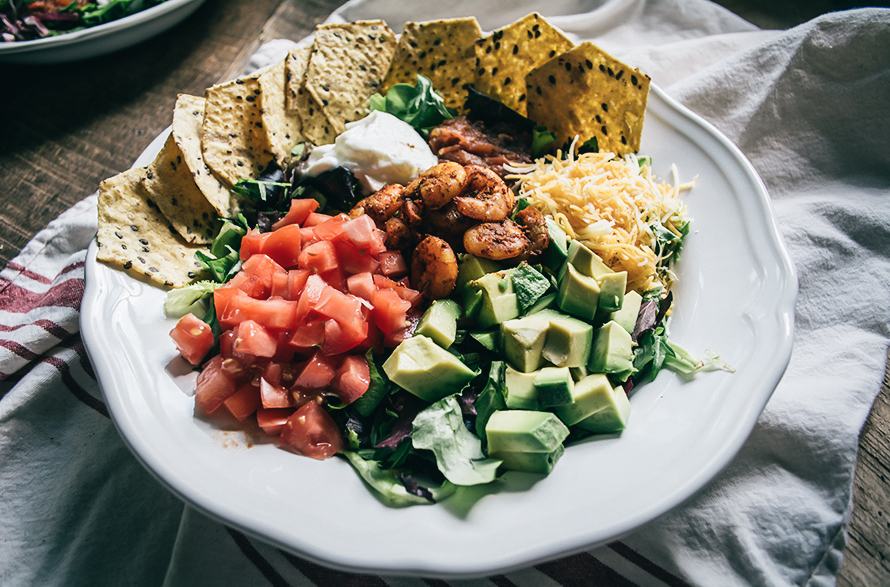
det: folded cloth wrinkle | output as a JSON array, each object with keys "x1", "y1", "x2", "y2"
[{"x1": 1, "y1": 1, "x2": 889, "y2": 586}]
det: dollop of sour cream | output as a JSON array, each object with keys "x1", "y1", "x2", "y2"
[{"x1": 302, "y1": 110, "x2": 438, "y2": 194}]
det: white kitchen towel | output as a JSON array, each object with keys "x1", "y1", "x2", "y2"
[{"x1": 1, "y1": 1, "x2": 888, "y2": 586}]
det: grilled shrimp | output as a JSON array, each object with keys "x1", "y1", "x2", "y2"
[
  {"x1": 411, "y1": 235, "x2": 459, "y2": 299},
  {"x1": 514, "y1": 206, "x2": 550, "y2": 257},
  {"x1": 384, "y1": 216, "x2": 415, "y2": 251},
  {"x1": 405, "y1": 162, "x2": 468, "y2": 210},
  {"x1": 463, "y1": 219, "x2": 529, "y2": 261},
  {"x1": 424, "y1": 200, "x2": 476, "y2": 250},
  {"x1": 349, "y1": 184, "x2": 405, "y2": 225},
  {"x1": 453, "y1": 165, "x2": 515, "y2": 222}
]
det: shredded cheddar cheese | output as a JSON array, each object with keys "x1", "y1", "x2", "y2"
[{"x1": 506, "y1": 140, "x2": 694, "y2": 294}]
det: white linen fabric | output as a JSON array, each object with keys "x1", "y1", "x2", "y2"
[{"x1": 1, "y1": 1, "x2": 888, "y2": 585}]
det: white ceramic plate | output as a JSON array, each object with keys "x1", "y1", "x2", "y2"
[
  {"x1": 81, "y1": 84, "x2": 797, "y2": 578},
  {"x1": 0, "y1": 0, "x2": 205, "y2": 64}
]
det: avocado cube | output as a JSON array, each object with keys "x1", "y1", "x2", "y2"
[
  {"x1": 485, "y1": 410, "x2": 570, "y2": 453},
  {"x1": 588, "y1": 321, "x2": 634, "y2": 374},
  {"x1": 570, "y1": 365, "x2": 590, "y2": 382},
  {"x1": 462, "y1": 287, "x2": 483, "y2": 319},
  {"x1": 473, "y1": 271, "x2": 520, "y2": 328},
  {"x1": 456, "y1": 254, "x2": 501, "y2": 289},
  {"x1": 525, "y1": 291, "x2": 556, "y2": 315},
  {"x1": 382, "y1": 335, "x2": 476, "y2": 403},
  {"x1": 609, "y1": 289, "x2": 642, "y2": 334},
  {"x1": 566, "y1": 240, "x2": 613, "y2": 279},
  {"x1": 470, "y1": 329, "x2": 500, "y2": 351},
  {"x1": 492, "y1": 445, "x2": 564, "y2": 475},
  {"x1": 504, "y1": 366, "x2": 540, "y2": 410},
  {"x1": 556, "y1": 263, "x2": 601, "y2": 321},
  {"x1": 533, "y1": 366, "x2": 574, "y2": 408},
  {"x1": 416, "y1": 299, "x2": 461, "y2": 348},
  {"x1": 555, "y1": 373, "x2": 615, "y2": 426},
  {"x1": 597, "y1": 271, "x2": 627, "y2": 313},
  {"x1": 539, "y1": 217, "x2": 569, "y2": 272},
  {"x1": 538, "y1": 310, "x2": 593, "y2": 368},
  {"x1": 501, "y1": 313, "x2": 550, "y2": 372},
  {"x1": 575, "y1": 383, "x2": 632, "y2": 434}
]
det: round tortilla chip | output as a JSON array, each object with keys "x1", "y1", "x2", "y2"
[
  {"x1": 259, "y1": 59, "x2": 304, "y2": 167},
  {"x1": 97, "y1": 168, "x2": 209, "y2": 289},
  {"x1": 286, "y1": 45, "x2": 336, "y2": 146}
]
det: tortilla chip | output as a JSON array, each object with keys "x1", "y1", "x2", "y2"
[
  {"x1": 473, "y1": 13, "x2": 574, "y2": 117},
  {"x1": 202, "y1": 73, "x2": 274, "y2": 188},
  {"x1": 526, "y1": 42, "x2": 651, "y2": 155},
  {"x1": 286, "y1": 45, "x2": 336, "y2": 145},
  {"x1": 259, "y1": 59, "x2": 303, "y2": 167},
  {"x1": 381, "y1": 18, "x2": 482, "y2": 113},
  {"x1": 97, "y1": 168, "x2": 209, "y2": 288},
  {"x1": 305, "y1": 20, "x2": 397, "y2": 135},
  {"x1": 140, "y1": 134, "x2": 219, "y2": 245},
  {"x1": 171, "y1": 94, "x2": 243, "y2": 218}
]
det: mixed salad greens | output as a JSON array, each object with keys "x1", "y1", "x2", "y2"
[
  {"x1": 0, "y1": 0, "x2": 170, "y2": 42},
  {"x1": 165, "y1": 76, "x2": 732, "y2": 506}
]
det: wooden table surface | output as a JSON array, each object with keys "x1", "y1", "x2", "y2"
[{"x1": 0, "y1": 1, "x2": 886, "y2": 584}]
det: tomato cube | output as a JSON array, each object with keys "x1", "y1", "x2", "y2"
[
  {"x1": 293, "y1": 350, "x2": 340, "y2": 391},
  {"x1": 219, "y1": 289, "x2": 298, "y2": 331},
  {"x1": 239, "y1": 228, "x2": 271, "y2": 261},
  {"x1": 260, "y1": 377, "x2": 300, "y2": 409},
  {"x1": 261, "y1": 224, "x2": 303, "y2": 269},
  {"x1": 257, "y1": 408, "x2": 295, "y2": 437},
  {"x1": 370, "y1": 287, "x2": 411, "y2": 335},
  {"x1": 341, "y1": 214, "x2": 386, "y2": 255},
  {"x1": 271, "y1": 198, "x2": 319, "y2": 230},
  {"x1": 333, "y1": 239, "x2": 380, "y2": 275},
  {"x1": 233, "y1": 320, "x2": 278, "y2": 358},
  {"x1": 330, "y1": 355, "x2": 371, "y2": 405},
  {"x1": 377, "y1": 250, "x2": 408, "y2": 278},
  {"x1": 195, "y1": 355, "x2": 237, "y2": 414},
  {"x1": 304, "y1": 212, "x2": 333, "y2": 227},
  {"x1": 298, "y1": 240, "x2": 339, "y2": 274},
  {"x1": 346, "y1": 271, "x2": 377, "y2": 301},
  {"x1": 170, "y1": 313, "x2": 215, "y2": 366},
  {"x1": 279, "y1": 402, "x2": 345, "y2": 460},
  {"x1": 223, "y1": 383, "x2": 262, "y2": 421}
]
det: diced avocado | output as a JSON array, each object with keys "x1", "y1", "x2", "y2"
[
  {"x1": 501, "y1": 313, "x2": 550, "y2": 372},
  {"x1": 566, "y1": 239, "x2": 613, "y2": 279},
  {"x1": 533, "y1": 366, "x2": 574, "y2": 408},
  {"x1": 485, "y1": 410, "x2": 569, "y2": 453},
  {"x1": 539, "y1": 217, "x2": 569, "y2": 272},
  {"x1": 462, "y1": 287, "x2": 483, "y2": 319},
  {"x1": 537, "y1": 309, "x2": 593, "y2": 368},
  {"x1": 504, "y1": 366, "x2": 539, "y2": 410},
  {"x1": 473, "y1": 271, "x2": 520, "y2": 328},
  {"x1": 556, "y1": 263, "x2": 601, "y2": 321},
  {"x1": 555, "y1": 373, "x2": 615, "y2": 426},
  {"x1": 575, "y1": 383, "x2": 632, "y2": 434},
  {"x1": 526, "y1": 291, "x2": 556, "y2": 315},
  {"x1": 416, "y1": 299, "x2": 461, "y2": 348},
  {"x1": 570, "y1": 365, "x2": 590, "y2": 382},
  {"x1": 609, "y1": 289, "x2": 642, "y2": 334},
  {"x1": 470, "y1": 329, "x2": 500, "y2": 352},
  {"x1": 456, "y1": 254, "x2": 501, "y2": 289},
  {"x1": 588, "y1": 321, "x2": 634, "y2": 374},
  {"x1": 382, "y1": 335, "x2": 476, "y2": 403},
  {"x1": 493, "y1": 445, "x2": 564, "y2": 475},
  {"x1": 597, "y1": 271, "x2": 627, "y2": 313}
]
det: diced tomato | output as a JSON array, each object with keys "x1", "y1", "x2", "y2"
[
  {"x1": 213, "y1": 287, "x2": 239, "y2": 324},
  {"x1": 341, "y1": 214, "x2": 386, "y2": 255},
  {"x1": 299, "y1": 226, "x2": 318, "y2": 246},
  {"x1": 346, "y1": 271, "x2": 376, "y2": 301},
  {"x1": 239, "y1": 228, "x2": 271, "y2": 261},
  {"x1": 286, "y1": 316, "x2": 327, "y2": 350},
  {"x1": 285, "y1": 269, "x2": 310, "y2": 301},
  {"x1": 314, "y1": 287, "x2": 363, "y2": 322},
  {"x1": 355, "y1": 320, "x2": 384, "y2": 354},
  {"x1": 279, "y1": 401, "x2": 345, "y2": 460},
  {"x1": 384, "y1": 308, "x2": 423, "y2": 348},
  {"x1": 318, "y1": 267, "x2": 346, "y2": 291},
  {"x1": 333, "y1": 239, "x2": 380, "y2": 274},
  {"x1": 271, "y1": 198, "x2": 319, "y2": 230},
  {"x1": 233, "y1": 320, "x2": 278, "y2": 358},
  {"x1": 270, "y1": 271, "x2": 289, "y2": 298},
  {"x1": 260, "y1": 377, "x2": 300, "y2": 409},
  {"x1": 233, "y1": 254, "x2": 287, "y2": 299},
  {"x1": 312, "y1": 213, "x2": 349, "y2": 242},
  {"x1": 370, "y1": 287, "x2": 411, "y2": 336},
  {"x1": 170, "y1": 313, "x2": 214, "y2": 366},
  {"x1": 294, "y1": 274, "x2": 328, "y2": 324},
  {"x1": 257, "y1": 407, "x2": 295, "y2": 436},
  {"x1": 303, "y1": 212, "x2": 333, "y2": 227},
  {"x1": 373, "y1": 274, "x2": 423, "y2": 307},
  {"x1": 195, "y1": 355, "x2": 237, "y2": 414},
  {"x1": 330, "y1": 355, "x2": 371, "y2": 404},
  {"x1": 219, "y1": 289, "x2": 298, "y2": 331},
  {"x1": 293, "y1": 350, "x2": 340, "y2": 391},
  {"x1": 377, "y1": 250, "x2": 408, "y2": 278},
  {"x1": 219, "y1": 330, "x2": 258, "y2": 368},
  {"x1": 222, "y1": 383, "x2": 262, "y2": 421},
  {"x1": 298, "y1": 240, "x2": 339, "y2": 274},
  {"x1": 323, "y1": 318, "x2": 368, "y2": 356},
  {"x1": 261, "y1": 224, "x2": 303, "y2": 268}
]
